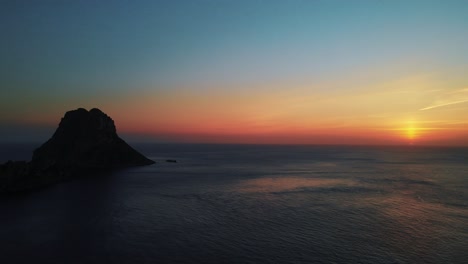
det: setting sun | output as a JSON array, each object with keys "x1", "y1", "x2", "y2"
[
  {"x1": 391, "y1": 121, "x2": 422, "y2": 144},
  {"x1": 406, "y1": 124, "x2": 417, "y2": 141}
]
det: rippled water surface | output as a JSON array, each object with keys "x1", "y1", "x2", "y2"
[{"x1": 1, "y1": 144, "x2": 467, "y2": 263}]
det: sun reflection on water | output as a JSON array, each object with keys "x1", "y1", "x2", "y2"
[{"x1": 234, "y1": 177, "x2": 356, "y2": 193}]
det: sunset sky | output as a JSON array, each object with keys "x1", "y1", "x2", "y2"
[{"x1": 1, "y1": 0, "x2": 468, "y2": 145}]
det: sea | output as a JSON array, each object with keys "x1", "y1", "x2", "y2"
[{"x1": 0, "y1": 143, "x2": 467, "y2": 264}]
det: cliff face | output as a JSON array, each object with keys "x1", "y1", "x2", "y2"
[{"x1": 0, "y1": 108, "x2": 154, "y2": 194}]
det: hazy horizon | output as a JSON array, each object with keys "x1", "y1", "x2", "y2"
[{"x1": 1, "y1": 0, "x2": 468, "y2": 146}]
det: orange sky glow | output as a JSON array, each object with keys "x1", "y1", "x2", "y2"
[
  {"x1": 63, "y1": 71, "x2": 468, "y2": 146},
  {"x1": 6, "y1": 71, "x2": 467, "y2": 145}
]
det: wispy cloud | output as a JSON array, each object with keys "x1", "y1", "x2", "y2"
[
  {"x1": 420, "y1": 87, "x2": 468, "y2": 111},
  {"x1": 420, "y1": 99, "x2": 468, "y2": 111}
]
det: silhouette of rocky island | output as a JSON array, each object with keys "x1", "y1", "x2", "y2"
[{"x1": 0, "y1": 108, "x2": 154, "y2": 194}]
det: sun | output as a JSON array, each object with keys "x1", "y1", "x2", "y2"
[
  {"x1": 403, "y1": 120, "x2": 420, "y2": 144},
  {"x1": 406, "y1": 125, "x2": 417, "y2": 140}
]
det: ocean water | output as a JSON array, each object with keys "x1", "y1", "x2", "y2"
[{"x1": 0, "y1": 144, "x2": 467, "y2": 263}]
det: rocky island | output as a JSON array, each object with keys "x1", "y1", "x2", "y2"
[{"x1": 0, "y1": 108, "x2": 154, "y2": 194}]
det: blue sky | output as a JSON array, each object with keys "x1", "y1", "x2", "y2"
[
  {"x1": 2, "y1": 0, "x2": 466, "y2": 90},
  {"x1": 1, "y1": 0, "x2": 467, "y2": 144}
]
